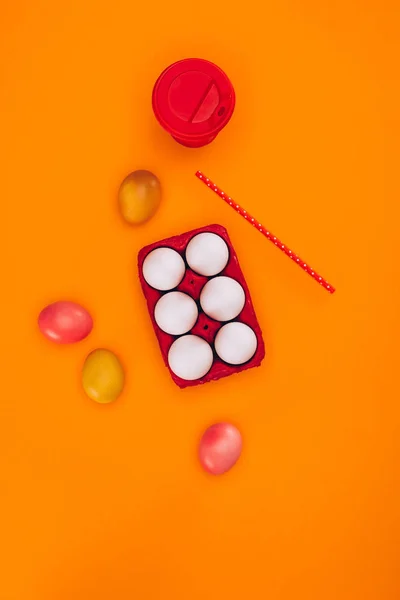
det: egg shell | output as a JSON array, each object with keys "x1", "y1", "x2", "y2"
[
  {"x1": 118, "y1": 170, "x2": 161, "y2": 225},
  {"x1": 186, "y1": 232, "x2": 229, "y2": 276},
  {"x1": 82, "y1": 348, "x2": 124, "y2": 403},
  {"x1": 154, "y1": 292, "x2": 198, "y2": 335},
  {"x1": 138, "y1": 224, "x2": 265, "y2": 388},
  {"x1": 38, "y1": 301, "x2": 93, "y2": 344},
  {"x1": 215, "y1": 322, "x2": 258, "y2": 365},
  {"x1": 199, "y1": 422, "x2": 243, "y2": 475},
  {"x1": 200, "y1": 276, "x2": 245, "y2": 321},
  {"x1": 142, "y1": 247, "x2": 185, "y2": 291},
  {"x1": 168, "y1": 335, "x2": 213, "y2": 380}
]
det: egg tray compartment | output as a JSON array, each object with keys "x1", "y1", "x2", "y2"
[{"x1": 138, "y1": 224, "x2": 265, "y2": 388}]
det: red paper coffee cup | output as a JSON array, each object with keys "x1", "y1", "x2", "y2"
[{"x1": 152, "y1": 58, "x2": 235, "y2": 148}]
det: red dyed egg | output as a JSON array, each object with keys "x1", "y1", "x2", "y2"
[
  {"x1": 199, "y1": 423, "x2": 243, "y2": 475},
  {"x1": 38, "y1": 301, "x2": 93, "y2": 344}
]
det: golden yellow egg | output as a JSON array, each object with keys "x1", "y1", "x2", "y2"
[
  {"x1": 82, "y1": 349, "x2": 125, "y2": 404},
  {"x1": 118, "y1": 170, "x2": 161, "y2": 225}
]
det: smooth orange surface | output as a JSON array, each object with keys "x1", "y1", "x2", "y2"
[{"x1": 2, "y1": 1, "x2": 399, "y2": 598}]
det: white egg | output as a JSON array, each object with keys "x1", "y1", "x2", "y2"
[
  {"x1": 154, "y1": 292, "x2": 198, "y2": 335},
  {"x1": 168, "y1": 335, "x2": 213, "y2": 381},
  {"x1": 185, "y1": 232, "x2": 229, "y2": 276},
  {"x1": 200, "y1": 276, "x2": 245, "y2": 321},
  {"x1": 215, "y1": 322, "x2": 258, "y2": 365},
  {"x1": 142, "y1": 247, "x2": 185, "y2": 291}
]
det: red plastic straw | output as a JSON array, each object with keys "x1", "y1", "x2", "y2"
[{"x1": 195, "y1": 171, "x2": 335, "y2": 294}]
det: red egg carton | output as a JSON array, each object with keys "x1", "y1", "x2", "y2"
[{"x1": 137, "y1": 224, "x2": 265, "y2": 388}]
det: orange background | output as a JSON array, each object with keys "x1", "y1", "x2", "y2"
[{"x1": 1, "y1": 0, "x2": 399, "y2": 598}]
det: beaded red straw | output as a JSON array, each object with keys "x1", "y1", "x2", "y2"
[{"x1": 195, "y1": 171, "x2": 335, "y2": 294}]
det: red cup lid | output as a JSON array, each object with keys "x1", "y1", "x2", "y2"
[{"x1": 152, "y1": 58, "x2": 235, "y2": 142}]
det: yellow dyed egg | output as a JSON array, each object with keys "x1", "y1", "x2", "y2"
[
  {"x1": 118, "y1": 170, "x2": 161, "y2": 225},
  {"x1": 82, "y1": 349, "x2": 124, "y2": 404}
]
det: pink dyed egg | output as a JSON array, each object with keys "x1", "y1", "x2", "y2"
[
  {"x1": 38, "y1": 301, "x2": 93, "y2": 344},
  {"x1": 199, "y1": 422, "x2": 243, "y2": 475}
]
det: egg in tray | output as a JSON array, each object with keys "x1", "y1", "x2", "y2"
[{"x1": 138, "y1": 224, "x2": 265, "y2": 388}]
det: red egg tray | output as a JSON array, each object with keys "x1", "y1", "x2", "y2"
[{"x1": 137, "y1": 224, "x2": 265, "y2": 388}]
